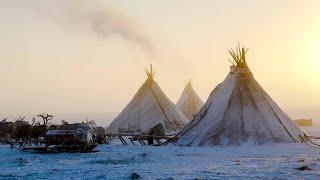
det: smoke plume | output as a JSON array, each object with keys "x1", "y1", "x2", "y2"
[{"x1": 1, "y1": 0, "x2": 153, "y2": 53}]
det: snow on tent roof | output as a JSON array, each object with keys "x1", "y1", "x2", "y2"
[
  {"x1": 108, "y1": 65, "x2": 188, "y2": 133},
  {"x1": 174, "y1": 44, "x2": 306, "y2": 146},
  {"x1": 176, "y1": 79, "x2": 204, "y2": 121}
]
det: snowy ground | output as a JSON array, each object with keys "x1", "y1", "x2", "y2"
[{"x1": 0, "y1": 126, "x2": 319, "y2": 179}]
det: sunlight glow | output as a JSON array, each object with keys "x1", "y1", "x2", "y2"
[{"x1": 311, "y1": 41, "x2": 320, "y2": 68}]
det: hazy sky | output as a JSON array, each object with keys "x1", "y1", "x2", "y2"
[{"x1": 0, "y1": 0, "x2": 320, "y2": 125}]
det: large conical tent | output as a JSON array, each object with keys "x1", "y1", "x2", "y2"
[
  {"x1": 175, "y1": 44, "x2": 306, "y2": 146},
  {"x1": 108, "y1": 65, "x2": 188, "y2": 133},
  {"x1": 176, "y1": 80, "x2": 204, "y2": 121}
]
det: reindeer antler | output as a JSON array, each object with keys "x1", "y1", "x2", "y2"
[
  {"x1": 31, "y1": 117, "x2": 36, "y2": 126},
  {"x1": 15, "y1": 116, "x2": 25, "y2": 122},
  {"x1": 37, "y1": 113, "x2": 54, "y2": 125},
  {"x1": 37, "y1": 113, "x2": 45, "y2": 124},
  {"x1": 1, "y1": 118, "x2": 7, "y2": 123}
]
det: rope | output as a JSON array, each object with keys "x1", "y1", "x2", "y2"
[
  {"x1": 306, "y1": 140, "x2": 320, "y2": 147},
  {"x1": 298, "y1": 134, "x2": 320, "y2": 148}
]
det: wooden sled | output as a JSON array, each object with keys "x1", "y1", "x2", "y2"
[{"x1": 7, "y1": 135, "x2": 99, "y2": 153}]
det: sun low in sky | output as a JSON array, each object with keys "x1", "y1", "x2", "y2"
[{"x1": 0, "y1": 0, "x2": 319, "y2": 125}]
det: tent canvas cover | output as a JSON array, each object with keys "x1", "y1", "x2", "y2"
[
  {"x1": 175, "y1": 45, "x2": 306, "y2": 146},
  {"x1": 108, "y1": 65, "x2": 188, "y2": 133},
  {"x1": 176, "y1": 80, "x2": 204, "y2": 121}
]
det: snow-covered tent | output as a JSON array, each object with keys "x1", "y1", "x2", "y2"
[
  {"x1": 108, "y1": 65, "x2": 188, "y2": 133},
  {"x1": 176, "y1": 80, "x2": 204, "y2": 121},
  {"x1": 175, "y1": 45, "x2": 306, "y2": 146}
]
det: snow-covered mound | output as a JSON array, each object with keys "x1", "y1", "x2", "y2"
[
  {"x1": 176, "y1": 80, "x2": 204, "y2": 121},
  {"x1": 108, "y1": 65, "x2": 188, "y2": 133},
  {"x1": 175, "y1": 46, "x2": 305, "y2": 146}
]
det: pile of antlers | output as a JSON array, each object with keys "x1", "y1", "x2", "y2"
[{"x1": 2, "y1": 113, "x2": 54, "y2": 126}]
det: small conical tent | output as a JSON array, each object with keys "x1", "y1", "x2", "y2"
[
  {"x1": 176, "y1": 80, "x2": 204, "y2": 121},
  {"x1": 175, "y1": 44, "x2": 306, "y2": 146},
  {"x1": 108, "y1": 65, "x2": 188, "y2": 133}
]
